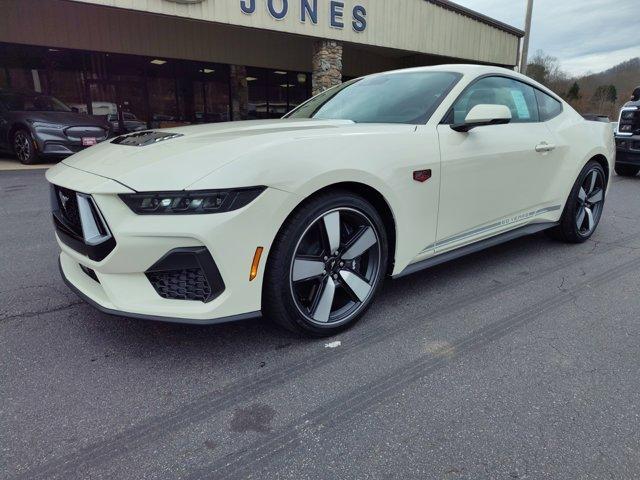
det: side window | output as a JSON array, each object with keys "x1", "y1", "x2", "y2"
[
  {"x1": 449, "y1": 76, "x2": 539, "y2": 124},
  {"x1": 535, "y1": 90, "x2": 562, "y2": 121}
]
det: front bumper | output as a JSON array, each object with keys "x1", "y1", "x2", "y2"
[
  {"x1": 33, "y1": 125, "x2": 110, "y2": 157},
  {"x1": 48, "y1": 163, "x2": 296, "y2": 325},
  {"x1": 615, "y1": 136, "x2": 640, "y2": 166},
  {"x1": 58, "y1": 256, "x2": 260, "y2": 325}
]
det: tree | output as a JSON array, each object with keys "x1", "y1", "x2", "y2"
[
  {"x1": 526, "y1": 50, "x2": 569, "y2": 94},
  {"x1": 592, "y1": 85, "x2": 608, "y2": 112},
  {"x1": 607, "y1": 85, "x2": 617, "y2": 103},
  {"x1": 567, "y1": 82, "x2": 581, "y2": 101}
]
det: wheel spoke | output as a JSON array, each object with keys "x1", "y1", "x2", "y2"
[
  {"x1": 578, "y1": 187, "x2": 587, "y2": 203},
  {"x1": 576, "y1": 206, "x2": 586, "y2": 230},
  {"x1": 587, "y1": 188, "x2": 603, "y2": 204},
  {"x1": 322, "y1": 212, "x2": 341, "y2": 254},
  {"x1": 342, "y1": 227, "x2": 377, "y2": 261},
  {"x1": 587, "y1": 170, "x2": 597, "y2": 194},
  {"x1": 311, "y1": 277, "x2": 336, "y2": 323},
  {"x1": 339, "y1": 270, "x2": 372, "y2": 302},
  {"x1": 292, "y1": 257, "x2": 325, "y2": 282},
  {"x1": 585, "y1": 207, "x2": 594, "y2": 231}
]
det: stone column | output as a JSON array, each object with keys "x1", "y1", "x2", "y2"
[
  {"x1": 230, "y1": 65, "x2": 249, "y2": 121},
  {"x1": 311, "y1": 40, "x2": 343, "y2": 96}
]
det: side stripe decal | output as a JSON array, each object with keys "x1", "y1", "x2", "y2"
[{"x1": 421, "y1": 205, "x2": 562, "y2": 254}]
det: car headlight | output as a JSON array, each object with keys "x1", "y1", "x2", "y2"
[
  {"x1": 119, "y1": 187, "x2": 266, "y2": 215},
  {"x1": 621, "y1": 111, "x2": 636, "y2": 121}
]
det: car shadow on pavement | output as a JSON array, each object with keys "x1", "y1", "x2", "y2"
[{"x1": 75, "y1": 232, "x2": 565, "y2": 363}]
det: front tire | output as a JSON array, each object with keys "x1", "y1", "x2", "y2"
[
  {"x1": 549, "y1": 160, "x2": 606, "y2": 243},
  {"x1": 263, "y1": 191, "x2": 388, "y2": 337},
  {"x1": 615, "y1": 164, "x2": 639, "y2": 177},
  {"x1": 13, "y1": 129, "x2": 38, "y2": 165}
]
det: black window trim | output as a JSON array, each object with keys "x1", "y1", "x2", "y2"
[{"x1": 440, "y1": 73, "x2": 564, "y2": 125}]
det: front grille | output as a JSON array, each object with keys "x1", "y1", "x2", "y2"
[
  {"x1": 51, "y1": 185, "x2": 116, "y2": 262},
  {"x1": 55, "y1": 186, "x2": 82, "y2": 235},
  {"x1": 146, "y1": 268, "x2": 212, "y2": 302},
  {"x1": 64, "y1": 126, "x2": 109, "y2": 141},
  {"x1": 144, "y1": 247, "x2": 225, "y2": 303}
]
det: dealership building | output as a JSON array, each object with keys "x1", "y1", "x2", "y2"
[{"x1": 0, "y1": 0, "x2": 523, "y2": 127}]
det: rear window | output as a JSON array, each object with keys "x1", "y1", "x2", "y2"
[{"x1": 535, "y1": 90, "x2": 562, "y2": 121}]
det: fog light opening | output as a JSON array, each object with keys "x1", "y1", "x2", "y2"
[{"x1": 250, "y1": 247, "x2": 264, "y2": 281}]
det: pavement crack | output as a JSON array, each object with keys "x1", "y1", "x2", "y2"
[{"x1": 0, "y1": 300, "x2": 84, "y2": 322}]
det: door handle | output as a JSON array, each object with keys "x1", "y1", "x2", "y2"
[{"x1": 535, "y1": 142, "x2": 556, "y2": 153}]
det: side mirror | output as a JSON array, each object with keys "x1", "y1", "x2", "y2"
[
  {"x1": 70, "y1": 106, "x2": 80, "y2": 113},
  {"x1": 451, "y1": 104, "x2": 512, "y2": 132}
]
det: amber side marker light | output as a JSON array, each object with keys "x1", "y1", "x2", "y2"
[{"x1": 250, "y1": 247, "x2": 264, "y2": 281}]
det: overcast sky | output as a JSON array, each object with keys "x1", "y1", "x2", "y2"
[{"x1": 454, "y1": 0, "x2": 640, "y2": 76}]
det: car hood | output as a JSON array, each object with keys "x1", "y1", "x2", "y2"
[
  {"x1": 20, "y1": 111, "x2": 110, "y2": 128},
  {"x1": 61, "y1": 119, "x2": 356, "y2": 191}
]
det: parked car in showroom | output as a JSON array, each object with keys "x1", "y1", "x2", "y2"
[
  {"x1": 614, "y1": 92, "x2": 640, "y2": 177},
  {"x1": 46, "y1": 65, "x2": 615, "y2": 336},
  {"x1": 0, "y1": 90, "x2": 112, "y2": 164},
  {"x1": 107, "y1": 112, "x2": 147, "y2": 134}
]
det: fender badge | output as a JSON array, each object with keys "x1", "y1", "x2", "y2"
[{"x1": 413, "y1": 169, "x2": 432, "y2": 183}]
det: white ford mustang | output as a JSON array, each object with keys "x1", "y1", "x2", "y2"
[{"x1": 47, "y1": 65, "x2": 615, "y2": 336}]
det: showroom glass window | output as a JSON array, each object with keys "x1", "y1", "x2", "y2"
[
  {"x1": 246, "y1": 68, "x2": 312, "y2": 120},
  {"x1": 0, "y1": 42, "x2": 234, "y2": 130},
  {"x1": 286, "y1": 72, "x2": 462, "y2": 124},
  {"x1": 449, "y1": 76, "x2": 540, "y2": 124},
  {"x1": 246, "y1": 67, "x2": 268, "y2": 119},
  {"x1": 0, "y1": 92, "x2": 71, "y2": 112}
]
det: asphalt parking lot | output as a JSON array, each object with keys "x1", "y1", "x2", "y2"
[{"x1": 2, "y1": 168, "x2": 640, "y2": 480}]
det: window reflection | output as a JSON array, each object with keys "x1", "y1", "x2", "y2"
[
  {"x1": 0, "y1": 42, "x2": 310, "y2": 127},
  {"x1": 246, "y1": 67, "x2": 312, "y2": 119},
  {"x1": 247, "y1": 68, "x2": 268, "y2": 120}
]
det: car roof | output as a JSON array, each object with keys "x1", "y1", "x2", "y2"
[
  {"x1": 374, "y1": 64, "x2": 561, "y2": 101},
  {"x1": 378, "y1": 64, "x2": 539, "y2": 83}
]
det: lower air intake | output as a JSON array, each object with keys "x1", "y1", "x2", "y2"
[
  {"x1": 144, "y1": 247, "x2": 225, "y2": 303},
  {"x1": 147, "y1": 268, "x2": 212, "y2": 302}
]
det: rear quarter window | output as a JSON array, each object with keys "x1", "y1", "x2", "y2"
[{"x1": 535, "y1": 90, "x2": 562, "y2": 121}]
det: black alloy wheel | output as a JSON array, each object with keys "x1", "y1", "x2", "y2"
[
  {"x1": 13, "y1": 129, "x2": 37, "y2": 165},
  {"x1": 575, "y1": 168, "x2": 605, "y2": 237},
  {"x1": 290, "y1": 207, "x2": 382, "y2": 326},
  {"x1": 263, "y1": 191, "x2": 388, "y2": 336},
  {"x1": 549, "y1": 160, "x2": 606, "y2": 243}
]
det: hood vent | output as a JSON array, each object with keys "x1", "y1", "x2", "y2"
[{"x1": 111, "y1": 131, "x2": 183, "y2": 147}]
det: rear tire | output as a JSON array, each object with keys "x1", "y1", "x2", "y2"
[
  {"x1": 615, "y1": 164, "x2": 639, "y2": 177},
  {"x1": 263, "y1": 191, "x2": 388, "y2": 337},
  {"x1": 12, "y1": 129, "x2": 38, "y2": 165},
  {"x1": 548, "y1": 160, "x2": 606, "y2": 243}
]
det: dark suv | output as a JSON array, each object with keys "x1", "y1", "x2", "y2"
[
  {"x1": 0, "y1": 90, "x2": 112, "y2": 164},
  {"x1": 615, "y1": 87, "x2": 640, "y2": 177}
]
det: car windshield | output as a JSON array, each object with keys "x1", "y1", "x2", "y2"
[
  {"x1": 0, "y1": 92, "x2": 71, "y2": 112},
  {"x1": 285, "y1": 71, "x2": 461, "y2": 124}
]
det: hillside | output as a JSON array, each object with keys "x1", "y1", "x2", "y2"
[{"x1": 526, "y1": 53, "x2": 640, "y2": 120}]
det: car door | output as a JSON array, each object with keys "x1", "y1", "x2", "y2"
[{"x1": 435, "y1": 76, "x2": 563, "y2": 253}]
